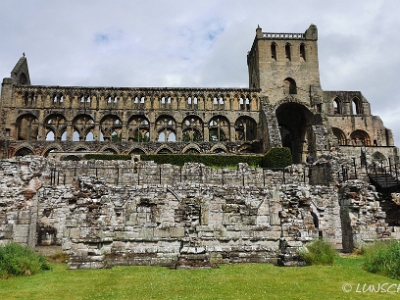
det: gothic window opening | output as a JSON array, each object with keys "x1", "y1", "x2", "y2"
[
  {"x1": 156, "y1": 115, "x2": 176, "y2": 142},
  {"x1": 45, "y1": 114, "x2": 67, "y2": 141},
  {"x1": 128, "y1": 115, "x2": 150, "y2": 142},
  {"x1": 285, "y1": 43, "x2": 291, "y2": 61},
  {"x1": 333, "y1": 98, "x2": 342, "y2": 114},
  {"x1": 235, "y1": 116, "x2": 257, "y2": 141},
  {"x1": 352, "y1": 97, "x2": 362, "y2": 115},
  {"x1": 182, "y1": 116, "x2": 203, "y2": 142},
  {"x1": 246, "y1": 98, "x2": 250, "y2": 111},
  {"x1": 284, "y1": 78, "x2": 297, "y2": 94},
  {"x1": 300, "y1": 43, "x2": 306, "y2": 61},
  {"x1": 73, "y1": 114, "x2": 95, "y2": 141},
  {"x1": 100, "y1": 115, "x2": 122, "y2": 142},
  {"x1": 240, "y1": 98, "x2": 244, "y2": 111},
  {"x1": 46, "y1": 131, "x2": 55, "y2": 141},
  {"x1": 271, "y1": 43, "x2": 277, "y2": 60},
  {"x1": 209, "y1": 116, "x2": 229, "y2": 142}
]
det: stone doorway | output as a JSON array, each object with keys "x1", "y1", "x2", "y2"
[{"x1": 276, "y1": 102, "x2": 313, "y2": 164}]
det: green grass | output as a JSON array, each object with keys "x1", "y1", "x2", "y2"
[
  {"x1": 1, "y1": 257, "x2": 399, "y2": 299},
  {"x1": 363, "y1": 239, "x2": 400, "y2": 279}
]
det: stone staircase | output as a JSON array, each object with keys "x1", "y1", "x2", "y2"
[{"x1": 369, "y1": 173, "x2": 400, "y2": 193}]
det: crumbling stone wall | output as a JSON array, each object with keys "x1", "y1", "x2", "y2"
[{"x1": 0, "y1": 156, "x2": 396, "y2": 269}]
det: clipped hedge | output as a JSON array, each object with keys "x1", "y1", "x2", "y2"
[
  {"x1": 261, "y1": 147, "x2": 292, "y2": 168},
  {"x1": 140, "y1": 154, "x2": 263, "y2": 167},
  {"x1": 84, "y1": 154, "x2": 132, "y2": 161}
]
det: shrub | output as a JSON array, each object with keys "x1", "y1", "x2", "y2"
[
  {"x1": 362, "y1": 239, "x2": 400, "y2": 279},
  {"x1": 298, "y1": 239, "x2": 336, "y2": 265},
  {"x1": 261, "y1": 147, "x2": 292, "y2": 168},
  {"x1": 0, "y1": 243, "x2": 51, "y2": 278}
]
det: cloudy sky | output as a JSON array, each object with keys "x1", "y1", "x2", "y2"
[{"x1": 1, "y1": 0, "x2": 400, "y2": 144}]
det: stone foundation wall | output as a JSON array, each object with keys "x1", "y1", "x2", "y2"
[{"x1": 0, "y1": 156, "x2": 397, "y2": 269}]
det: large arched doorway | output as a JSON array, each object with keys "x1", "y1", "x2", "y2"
[{"x1": 276, "y1": 102, "x2": 314, "y2": 164}]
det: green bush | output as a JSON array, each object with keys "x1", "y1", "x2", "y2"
[
  {"x1": 298, "y1": 239, "x2": 336, "y2": 265},
  {"x1": 84, "y1": 154, "x2": 131, "y2": 161},
  {"x1": 0, "y1": 243, "x2": 51, "y2": 278},
  {"x1": 261, "y1": 147, "x2": 292, "y2": 168},
  {"x1": 362, "y1": 239, "x2": 400, "y2": 279},
  {"x1": 140, "y1": 154, "x2": 263, "y2": 167}
]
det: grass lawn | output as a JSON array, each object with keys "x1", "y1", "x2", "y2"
[{"x1": 0, "y1": 256, "x2": 399, "y2": 299}]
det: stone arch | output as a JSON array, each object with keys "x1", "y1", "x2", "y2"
[
  {"x1": 182, "y1": 115, "x2": 203, "y2": 142},
  {"x1": 350, "y1": 130, "x2": 371, "y2": 146},
  {"x1": 235, "y1": 116, "x2": 257, "y2": 141},
  {"x1": 156, "y1": 145, "x2": 174, "y2": 154},
  {"x1": 372, "y1": 151, "x2": 387, "y2": 162},
  {"x1": 333, "y1": 97, "x2": 342, "y2": 114},
  {"x1": 16, "y1": 113, "x2": 38, "y2": 140},
  {"x1": 100, "y1": 146, "x2": 118, "y2": 154},
  {"x1": 156, "y1": 115, "x2": 177, "y2": 142},
  {"x1": 14, "y1": 146, "x2": 34, "y2": 157},
  {"x1": 276, "y1": 102, "x2": 314, "y2": 163},
  {"x1": 128, "y1": 115, "x2": 150, "y2": 142},
  {"x1": 208, "y1": 115, "x2": 230, "y2": 142},
  {"x1": 42, "y1": 144, "x2": 63, "y2": 157},
  {"x1": 100, "y1": 114, "x2": 122, "y2": 142},
  {"x1": 44, "y1": 114, "x2": 67, "y2": 141},
  {"x1": 182, "y1": 143, "x2": 201, "y2": 154},
  {"x1": 71, "y1": 145, "x2": 90, "y2": 152},
  {"x1": 72, "y1": 114, "x2": 95, "y2": 141},
  {"x1": 332, "y1": 127, "x2": 346, "y2": 145},
  {"x1": 210, "y1": 143, "x2": 228, "y2": 153},
  {"x1": 128, "y1": 147, "x2": 146, "y2": 155}
]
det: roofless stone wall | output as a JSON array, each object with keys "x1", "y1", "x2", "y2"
[{"x1": 0, "y1": 156, "x2": 395, "y2": 269}]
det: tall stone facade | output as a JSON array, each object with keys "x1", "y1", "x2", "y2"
[{"x1": 0, "y1": 24, "x2": 396, "y2": 164}]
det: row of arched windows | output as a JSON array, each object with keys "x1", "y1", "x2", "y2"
[
  {"x1": 270, "y1": 42, "x2": 307, "y2": 61},
  {"x1": 16, "y1": 113, "x2": 258, "y2": 143},
  {"x1": 333, "y1": 97, "x2": 363, "y2": 115},
  {"x1": 21, "y1": 91, "x2": 256, "y2": 112},
  {"x1": 333, "y1": 127, "x2": 373, "y2": 146}
]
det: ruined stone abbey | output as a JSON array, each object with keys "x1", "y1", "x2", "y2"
[
  {"x1": 0, "y1": 24, "x2": 396, "y2": 163},
  {"x1": 0, "y1": 25, "x2": 399, "y2": 269}
]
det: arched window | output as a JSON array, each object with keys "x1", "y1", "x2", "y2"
[
  {"x1": 333, "y1": 98, "x2": 342, "y2": 114},
  {"x1": 284, "y1": 78, "x2": 297, "y2": 94},
  {"x1": 352, "y1": 97, "x2": 362, "y2": 115},
  {"x1": 271, "y1": 43, "x2": 277, "y2": 60},
  {"x1": 285, "y1": 43, "x2": 291, "y2": 61},
  {"x1": 300, "y1": 43, "x2": 306, "y2": 61}
]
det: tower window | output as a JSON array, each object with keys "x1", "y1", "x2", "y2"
[
  {"x1": 300, "y1": 43, "x2": 306, "y2": 61},
  {"x1": 285, "y1": 44, "x2": 291, "y2": 61},
  {"x1": 271, "y1": 43, "x2": 277, "y2": 60}
]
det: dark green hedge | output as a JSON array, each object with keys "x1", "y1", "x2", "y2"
[
  {"x1": 261, "y1": 147, "x2": 292, "y2": 168},
  {"x1": 84, "y1": 154, "x2": 132, "y2": 160},
  {"x1": 140, "y1": 154, "x2": 263, "y2": 167}
]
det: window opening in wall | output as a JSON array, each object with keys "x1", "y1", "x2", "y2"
[
  {"x1": 134, "y1": 96, "x2": 139, "y2": 104},
  {"x1": 246, "y1": 98, "x2": 250, "y2": 111},
  {"x1": 140, "y1": 96, "x2": 145, "y2": 103},
  {"x1": 300, "y1": 43, "x2": 306, "y2": 61},
  {"x1": 240, "y1": 98, "x2": 244, "y2": 110},
  {"x1": 333, "y1": 98, "x2": 341, "y2": 114},
  {"x1": 61, "y1": 131, "x2": 67, "y2": 141},
  {"x1": 5, "y1": 129, "x2": 10, "y2": 136},
  {"x1": 285, "y1": 43, "x2": 291, "y2": 61},
  {"x1": 271, "y1": 43, "x2": 277, "y2": 60}
]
